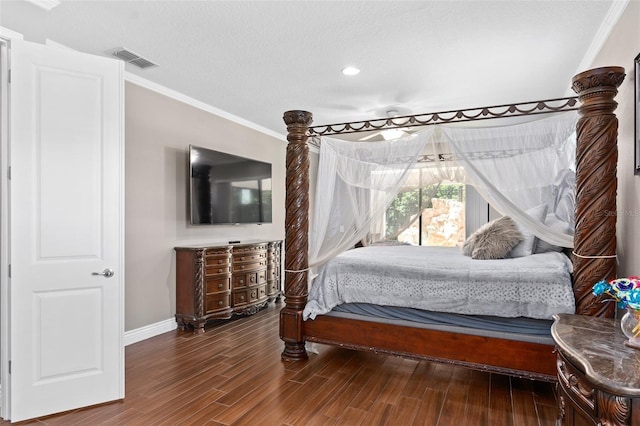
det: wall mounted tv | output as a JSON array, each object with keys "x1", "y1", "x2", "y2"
[{"x1": 189, "y1": 145, "x2": 272, "y2": 225}]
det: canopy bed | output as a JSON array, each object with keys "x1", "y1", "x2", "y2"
[{"x1": 279, "y1": 66, "x2": 625, "y2": 382}]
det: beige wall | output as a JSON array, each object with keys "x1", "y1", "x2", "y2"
[
  {"x1": 0, "y1": 3, "x2": 287, "y2": 332},
  {"x1": 125, "y1": 82, "x2": 285, "y2": 330},
  {"x1": 590, "y1": 1, "x2": 640, "y2": 276}
]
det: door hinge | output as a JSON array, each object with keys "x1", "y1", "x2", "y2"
[
  {"x1": 8, "y1": 361, "x2": 11, "y2": 374},
  {"x1": 8, "y1": 263, "x2": 10, "y2": 278},
  {"x1": 7, "y1": 166, "x2": 10, "y2": 180},
  {"x1": 7, "y1": 69, "x2": 10, "y2": 84}
]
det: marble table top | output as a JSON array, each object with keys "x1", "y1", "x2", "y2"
[{"x1": 551, "y1": 313, "x2": 640, "y2": 396}]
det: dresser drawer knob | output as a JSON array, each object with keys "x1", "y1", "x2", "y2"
[
  {"x1": 218, "y1": 283, "x2": 223, "y2": 289},
  {"x1": 218, "y1": 269, "x2": 222, "y2": 273},
  {"x1": 218, "y1": 300, "x2": 223, "y2": 306},
  {"x1": 218, "y1": 260, "x2": 222, "y2": 264},
  {"x1": 240, "y1": 279, "x2": 244, "y2": 284},
  {"x1": 240, "y1": 295, "x2": 245, "y2": 301}
]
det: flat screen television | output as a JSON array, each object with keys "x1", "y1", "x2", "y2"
[{"x1": 189, "y1": 145, "x2": 272, "y2": 225}]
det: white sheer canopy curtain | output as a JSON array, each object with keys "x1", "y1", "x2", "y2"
[
  {"x1": 308, "y1": 110, "x2": 578, "y2": 272},
  {"x1": 309, "y1": 129, "x2": 433, "y2": 267},
  {"x1": 440, "y1": 111, "x2": 578, "y2": 248}
]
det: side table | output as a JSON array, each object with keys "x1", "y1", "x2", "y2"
[{"x1": 551, "y1": 313, "x2": 640, "y2": 425}]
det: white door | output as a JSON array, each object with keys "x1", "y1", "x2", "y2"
[{"x1": 6, "y1": 38, "x2": 124, "y2": 422}]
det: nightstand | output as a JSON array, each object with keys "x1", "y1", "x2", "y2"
[{"x1": 551, "y1": 313, "x2": 640, "y2": 425}]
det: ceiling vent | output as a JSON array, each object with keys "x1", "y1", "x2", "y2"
[{"x1": 110, "y1": 47, "x2": 158, "y2": 70}]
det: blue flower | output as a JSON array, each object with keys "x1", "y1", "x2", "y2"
[
  {"x1": 592, "y1": 277, "x2": 640, "y2": 313},
  {"x1": 628, "y1": 289, "x2": 640, "y2": 305},
  {"x1": 592, "y1": 280, "x2": 611, "y2": 296}
]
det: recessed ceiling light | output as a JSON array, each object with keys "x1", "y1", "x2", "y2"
[{"x1": 341, "y1": 66, "x2": 360, "y2": 76}]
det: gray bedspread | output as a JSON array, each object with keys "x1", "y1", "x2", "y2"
[{"x1": 304, "y1": 245, "x2": 575, "y2": 321}]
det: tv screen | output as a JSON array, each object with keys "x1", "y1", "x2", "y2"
[{"x1": 189, "y1": 145, "x2": 272, "y2": 225}]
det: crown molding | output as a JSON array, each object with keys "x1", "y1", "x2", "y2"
[
  {"x1": 23, "y1": 0, "x2": 61, "y2": 11},
  {"x1": 0, "y1": 27, "x2": 24, "y2": 41},
  {"x1": 573, "y1": 0, "x2": 630, "y2": 82}
]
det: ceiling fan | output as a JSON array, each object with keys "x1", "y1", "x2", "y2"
[{"x1": 358, "y1": 108, "x2": 416, "y2": 141}]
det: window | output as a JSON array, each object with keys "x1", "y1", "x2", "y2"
[{"x1": 384, "y1": 183, "x2": 466, "y2": 246}]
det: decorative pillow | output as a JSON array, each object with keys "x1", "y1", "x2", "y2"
[
  {"x1": 508, "y1": 204, "x2": 548, "y2": 258},
  {"x1": 462, "y1": 216, "x2": 523, "y2": 260}
]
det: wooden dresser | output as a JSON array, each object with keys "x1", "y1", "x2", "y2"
[
  {"x1": 175, "y1": 240, "x2": 282, "y2": 333},
  {"x1": 551, "y1": 314, "x2": 640, "y2": 425}
]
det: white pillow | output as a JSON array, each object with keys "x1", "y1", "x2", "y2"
[
  {"x1": 534, "y1": 213, "x2": 572, "y2": 254},
  {"x1": 508, "y1": 204, "x2": 548, "y2": 258}
]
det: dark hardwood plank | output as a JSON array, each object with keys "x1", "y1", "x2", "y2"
[
  {"x1": 489, "y1": 374, "x2": 515, "y2": 426},
  {"x1": 413, "y1": 388, "x2": 446, "y2": 425},
  {"x1": 461, "y1": 370, "x2": 491, "y2": 426},
  {"x1": 436, "y1": 366, "x2": 473, "y2": 425},
  {"x1": 3, "y1": 304, "x2": 558, "y2": 425}
]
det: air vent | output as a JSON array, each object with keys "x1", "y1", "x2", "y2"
[{"x1": 110, "y1": 47, "x2": 158, "y2": 70}]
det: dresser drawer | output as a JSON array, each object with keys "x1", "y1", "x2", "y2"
[
  {"x1": 232, "y1": 259, "x2": 267, "y2": 273},
  {"x1": 267, "y1": 281, "x2": 279, "y2": 296},
  {"x1": 256, "y1": 284, "x2": 267, "y2": 301},
  {"x1": 205, "y1": 254, "x2": 231, "y2": 267},
  {"x1": 267, "y1": 268, "x2": 278, "y2": 281},
  {"x1": 205, "y1": 276, "x2": 231, "y2": 294},
  {"x1": 232, "y1": 270, "x2": 267, "y2": 289},
  {"x1": 234, "y1": 244, "x2": 268, "y2": 254},
  {"x1": 557, "y1": 354, "x2": 596, "y2": 418},
  {"x1": 205, "y1": 265, "x2": 232, "y2": 276},
  {"x1": 233, "y1": 286, "x2": 267, "y2": 306},
  {"x1": 234, "y1": 252, "x2": 267, "y2": 263},
  {"x1": 233, "y1": 289, "x2": 249, "y2": 306},
  {"x1": 205, "y1": 293, "x2": 230, "y2": 314}
]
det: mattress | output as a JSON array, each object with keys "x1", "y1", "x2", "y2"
[{"x1": 304, "y1": 245, "x2": 575, "y2": 321}]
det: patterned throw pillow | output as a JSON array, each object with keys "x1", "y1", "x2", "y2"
[{"x1": 462, "y1": 216, "x2": 523, "y2": 260}]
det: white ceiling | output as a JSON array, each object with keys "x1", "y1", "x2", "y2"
[{"x1": 0, "y1": 0, "x2": 626, "y2": 139}]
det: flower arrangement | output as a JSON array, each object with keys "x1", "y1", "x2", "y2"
[
  {"x1": 592, "y1": 277, "x2": 640, "y2": 311},
  {"x1": 592, "y1": 277, "x2": 640, "y2": 342}
]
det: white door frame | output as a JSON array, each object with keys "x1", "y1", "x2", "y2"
[{"x1": 0, "y1": 28, "x2": 19, "y2": 420}]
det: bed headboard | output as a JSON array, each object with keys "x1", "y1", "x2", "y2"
[{"x1": 279, "y1": 66, "x2": 625, "y2": 361}]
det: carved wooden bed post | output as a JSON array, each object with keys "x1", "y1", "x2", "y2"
[
  {"x1": 571, "y1": 66, "x2": 625, "y2": 317},
  {"x1": 280, "y1": 110, "x2": 313, "y2": 361}
]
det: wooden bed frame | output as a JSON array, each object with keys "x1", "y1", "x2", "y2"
[{"x1": 279, "y1": 66, "x2": 625, "y2": 382}]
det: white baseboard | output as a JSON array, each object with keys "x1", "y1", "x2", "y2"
[{"x1": 124, "y1": 318, "x2": 177, "y2": 347}]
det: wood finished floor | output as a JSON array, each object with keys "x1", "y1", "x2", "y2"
[{"x1": 10, "y1": 303, "x2": 559, "y2": 425}]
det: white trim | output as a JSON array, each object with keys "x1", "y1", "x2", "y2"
[
  {"x1": 0, "y1": 37, "x2": 10, "y2": 421},
  {"x1": 0, "y1": 27, "x2": 24, "y2": 41},
  {"x1": 124, "y1": 318, "x2": 178, "y2": 347},
  {"x1": 125, "y1": 72, "x2": 287, "y2": 141},
  {"x1": 573, "y1": 0, "x2": 630, "y2": 80},
  {"x1": 23, "y1": 0, "x2": 60, "y2": 11}
]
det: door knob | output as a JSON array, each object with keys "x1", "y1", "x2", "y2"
[{"x1": 92, "y1": 268, "x2": 114, "y2": 278}]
